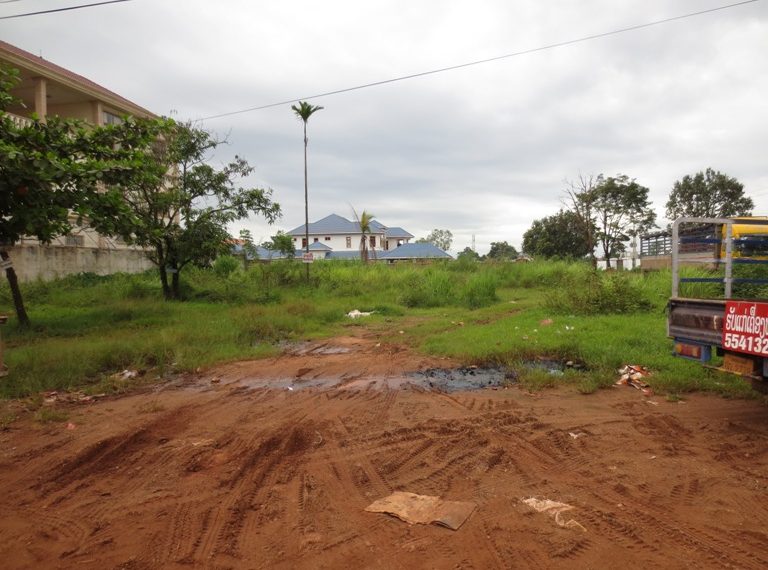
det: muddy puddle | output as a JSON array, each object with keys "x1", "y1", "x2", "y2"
[
  {"x1": 406, "y1": 367, "x2": 513, "y2": 392},
  {"x1": 234, "y1": 367, "x2": 513, "y2": 393}
]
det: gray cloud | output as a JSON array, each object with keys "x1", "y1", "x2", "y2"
[{"x1": 2, "y1": 0, "x2": 767, "y2": 254}]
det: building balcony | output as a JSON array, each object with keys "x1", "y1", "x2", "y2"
[{"x1": 6, "y1": 111, "x2": 33, "y2": 128}]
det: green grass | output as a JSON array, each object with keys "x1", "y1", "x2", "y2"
[
  {"x1": 0, "y1": 261, "x2": 759, "y2": 400},
  {"x1": 34, "y1": 407, "x2": 69, "y2": 423}
]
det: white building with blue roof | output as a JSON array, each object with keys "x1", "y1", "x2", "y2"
[{"x1": 287, "y1": 214, "x2": 416, "y2": 257}]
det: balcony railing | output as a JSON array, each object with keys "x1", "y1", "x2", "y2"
[{"x1": 5, "y1": 112, "x2": 34, "y2": 128}]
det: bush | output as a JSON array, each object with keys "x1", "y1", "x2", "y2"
[
  {"x1": 460, "y1": 273, "x2": 498, "y2": 309},
  {"x1": 545, "y1": 268, "x2": 653, "y2": 315},
  {"x1": 213, "y1": 255, "x2": 241, "y2": 277},
  {"x1": 399, "y1": 270, "x2": 457, "y2": 308}
]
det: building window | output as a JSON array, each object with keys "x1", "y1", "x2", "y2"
[
  {"x1": 313, "y1": 237, "x2": 319, "y2": 243},
  {"x1": 370, "y1": 236, "x2": 376, "y2": 248},
  {"x1": 102, "y1": 111, "x2": 122, "y2": 125},
  {"x1": 324, "y1": 236, "x2": 332, "y2": 241},
  {"x1": 346, "y1": 236, "x2": 351, "y2": 248},
  {"x1": 65, "y1": 235, "x2": 85, "y2": 247},
  {"x1": 301, "y1": 238, "x2": 307, "y2": 248}
]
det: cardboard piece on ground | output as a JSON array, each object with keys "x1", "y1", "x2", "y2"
[
  {"x1": 522, "y1": 497, "x2": 586, "y2": 532},
  {"x1": 365, "y1": 491, "x2": 476, "y2": 530}
]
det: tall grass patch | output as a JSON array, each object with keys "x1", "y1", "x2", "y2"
[{"x1": 545, "y1": 268, "x2": 653, "y2": 315}]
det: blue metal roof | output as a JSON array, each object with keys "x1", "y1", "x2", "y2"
[
  {"x1": 287, "y1": 213, "x2": 414, "y2": 240},
  {"x1": 378, "y1": 243, "x2": 452, "y2": 260},
  {"x1": 384, "y1": 227, "x2": 414, "y2": 239},
  {"x1": 287, "y1": 214, "x2": 362, "y2": 236},
  {"x1": 326, "y1": 251, "x2": 363, "y2": 260}
]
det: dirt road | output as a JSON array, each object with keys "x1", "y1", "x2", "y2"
[{"x1": 1, "y1": 335, "x2": 767, "y2": 569}]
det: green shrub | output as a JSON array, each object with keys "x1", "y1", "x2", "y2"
[
  {"x1": 400, "y1": 270, "x2": 457, "y2": 308},
  {"x1": 460, "y1": 273, "x2": 498, "y2": 309},
  {"x1": 544, "y1": 269, "x2": 653, "y2": 315},
  {"x1": 213, "y1": 255, "x2": 241, "y2": 277}
]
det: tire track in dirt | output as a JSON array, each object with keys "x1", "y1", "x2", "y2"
[
  {"x1": 137, "y1": 392, "x2": 314, "y2": 565},
  {"x1": 583, "y1": 485, "x2": 768, "y2": 569},
  {"x1": 330, "y1": 417, "x2": 393, "y2": 500},
  {"x1": 147, "y1": 500, "x2": 196, "y2": 565},
  {"x1": 198, "y1": 420, "x2": 315, "y2": 560},
  {"x1": 38, "y1": 406, "x2": 198, "y2": 494}
]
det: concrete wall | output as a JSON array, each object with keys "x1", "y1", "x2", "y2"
[
  {"x1": 640, "y1": 255, "x2": 671, "y2": 270},
  {"x1": 6, "y1": 243, "x2": 154, "y2": 282}
]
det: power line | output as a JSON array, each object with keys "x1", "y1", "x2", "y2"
[
  {"x1": 199, "y1": 0, "x2": 762, "y2": 121},
  {"x1": 0, "y1": 0, "x2": 132, "y2": 20}
]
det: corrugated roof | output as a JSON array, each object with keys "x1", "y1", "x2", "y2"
[
  {"x1": 326, "y1": 251, "x2": 363, "y2": 260},
  {"x1": 378, "y1": 243, "x2": 452, "y2": 260},
  {"x1": 287, "y1": 214, "x2": 361, "y2": 235},
  {"x1": 0, "y1": 40, "x2": 155, "y2": 118},
  {"x1": 287, "y1": 213, "x2": 415, "y2": 239},
  {"x1": 384, "y1": 227, "x2": 414, "y2": 239}
]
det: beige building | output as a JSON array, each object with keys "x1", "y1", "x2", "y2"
[{"x1": 1, "y1": 40, "x2": 156, "y2": 281}]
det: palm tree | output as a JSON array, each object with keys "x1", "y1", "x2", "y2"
[
  {"x1": 291, "y1": 101, "x2": 323, "y2": 281},
  {"x1": 353, "y1": 208, "x2": 376, "y2": 263}
]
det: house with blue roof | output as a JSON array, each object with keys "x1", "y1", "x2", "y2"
[
  {"x1": 233, "y1": 214, "x2": 451, "y2": 263},
  {"x1": 377, "y1": 243, "x2": 452, "y2": 262},
  {"x1": 287, "y1": 214, "x2": 416, "y2": 257},
  {"x1": 230, "y1": 214, "x2": 450, "y2": 263}
]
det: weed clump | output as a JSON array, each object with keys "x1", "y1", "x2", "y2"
[
  {"x1": 460, "y1": 274, "x2": 498, "y2": 309},
  {"x1": 545, "y1": 269, "x2": 653, "y2": 315}
]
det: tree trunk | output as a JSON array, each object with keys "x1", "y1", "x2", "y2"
[
  {"x1": 171, "y1": 269, "x2": 180, "y2": 300},
  {"x1": 159, "y1": 266, "x2": 171, "y2": 300},
  {"x1": 0, "y1": 250, "x2": 30, "y2": 327},
  {"x1": 303, "y1": 124, "x2": 310, "y2": 283},
  {"x1": 603, "y1": 240, "x2": 612, "y2": 269}
]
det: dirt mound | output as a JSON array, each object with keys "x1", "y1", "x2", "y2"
[{"x1": 1, "y1": 336, "x2": 767, "y2": 569}]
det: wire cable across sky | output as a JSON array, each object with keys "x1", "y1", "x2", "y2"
[
  {"x1": 0, "y1": 0, "x2": 132, "y2": 20},
  {"x1": 199, "y1": 0, "x2": 762, "y2": 121}
]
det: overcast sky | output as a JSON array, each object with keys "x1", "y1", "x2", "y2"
[{"x1": 2, "y1": 0, "x2": 767, "y2": 254}]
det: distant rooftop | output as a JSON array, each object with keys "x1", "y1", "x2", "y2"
[
  {"x1": 287, "y1": 214, "x2": 363, "y2": 236},
  {"x1": 378, "y1": 243, "x2": 452, "y2": 260}
]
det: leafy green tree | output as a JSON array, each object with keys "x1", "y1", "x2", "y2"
[
  {"x1": 486, "y1": 241, "x2": 518, "y2": 261},
  {"x1": 0, "y1": 66, "x2": 161, "y2": 326},
  {"x1": 592, "y1": 175, "x2": 656, "y2": 268},
  {"x1": 522, "y1": 210, "x2": 592, "y2": 259},
  {"x1": 456, "y1": 247, "x2": 480, "y2": 261},
  {"x1": 563, "y1": 174, "x2": 602, "y2": 267},
  {"x1": 101, "y1": 121, "x2": 280, "y2": 299},
  {"x1": 264, "y1": 231, "x2": 295, "y2": 258},
  {"x1": 291, "y1": 101, "x2": 323, "y2": 280},
  {"x1": 239, "y1": 229, "x2": 258, "y2": 263},
  {"x1": 666, "y1": 168, "x2": 753, "y2": 220},
  {"x1": 416, "y1": 229, "x2": 453, "y2": 251}
]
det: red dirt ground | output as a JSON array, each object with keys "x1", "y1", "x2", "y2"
[{"x1": 1, "y1": 334, "x2": 767, "y2": 569}]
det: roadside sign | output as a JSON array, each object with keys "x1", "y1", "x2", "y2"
[
  {"x1": 302, "y1": 253, "x2": 313, "y2": 264},
  {"x1": 722, "y1": 300, "x2": 768, "y2": 357}
]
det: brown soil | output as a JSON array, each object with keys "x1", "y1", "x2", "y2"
[{"x1": 1, "y1": 334, "x2": 768, "y2": 569}]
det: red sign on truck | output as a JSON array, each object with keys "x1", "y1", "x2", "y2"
[{"x1": 723, "y1": 301, "x2": 768, "y2": 356}]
